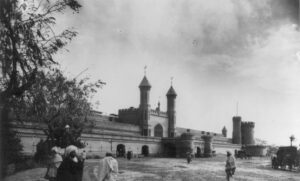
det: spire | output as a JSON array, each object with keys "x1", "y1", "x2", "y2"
[
  {"x1": 236, "y1": 102, "x2": 239, "y2": 116},
  {"x1": 139, "y1": 66, "x2": 151, "y2": 88},
  {"x1": 144, "y1": 65, "x2": 147, "y2": 76},
  {"x1": 139, "y1": 76, "x2": 151, "y2": 88},
  {"x1": 167, "y1": 86, "x2": 177, "y2": 96},
  {"x1": 167, "y1": 77, "x2": 177, "y2": 96}
]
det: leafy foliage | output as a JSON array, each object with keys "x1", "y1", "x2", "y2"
[
  {"x1": 12, "y1": 68, "x2": 105, "y2": 148},
  {"x1": 0, "y1": 0, "x2": 81, "y2": 101},
  {"x1": 0, "y1": 0, "x2": 82, "y2": 177}
]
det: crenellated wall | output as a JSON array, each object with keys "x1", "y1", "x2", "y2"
[
  {"x1": 12, "y1": 121, "x2": 162, "y2": 157},
  {"x1": 118, "y1": 107, "x2": 140, "y2": 125},
  {"x1": 176, "y1": 127, "x2": 224, "y2": 138},
  {"x1": 150, "y1": 109, "x2": 167, "y2": 117},
  {"x1": 241, "y1": 121, "x2": 255, "y2": 145}
]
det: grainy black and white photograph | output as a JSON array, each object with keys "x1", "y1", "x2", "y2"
[{"x1": 1, "y1": 0, "x2": 300, "y2": 180}]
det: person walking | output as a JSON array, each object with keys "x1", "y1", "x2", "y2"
[
  {"x1": 44, "y1": 147, "x2": 63, "y2": 181},
  {"x1": 56, "y1": 145, "x2": 84, "y2": 181},
  {"x1": 225, "y1": 151, "x2": 236, "y2": 181},
  {"x1": 186, "y1": 152, "x2": 192, "y2": 164},
  {"x1": 97, "y1": 152, "x2": 119, "y2": 181}
]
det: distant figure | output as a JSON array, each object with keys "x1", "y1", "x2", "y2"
[
  {"x1": 44, "y1": 147, "x2": 63, "y2": 181},
  {"x1": 97, "y1": 152, "x2": 119, "y2": 181},
  {"x1": 186, "y1": 152, "x2": 192, "y2": 164},
  {"x1": 234, "y1": 149, "x2": 238, "y2": 158},
  {"x1": 225, "y1": 151, "x2": 236, "y2": 181},
  {"x1": 56, "y1": 145, "x2": 84, "y2": 181},
  {"x1": 127, "y1": 151, "x2": 132, "y2": 160},
  {"x1": 271, "y1": 155, "x2": 278, "y2": 169}
]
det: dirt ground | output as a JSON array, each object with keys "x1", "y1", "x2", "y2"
[{"x1": 4, "y1": 155, "x2": 300, "y2": 181}]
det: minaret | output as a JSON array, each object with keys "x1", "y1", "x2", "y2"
[
  {"x1": 167, "y1": 81, "x2": 177, "y2": 138},
  {"x1": 139, "y1": 75, "x2": 151, "y2": 136}
]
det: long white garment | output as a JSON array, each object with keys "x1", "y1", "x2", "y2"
[
  {"x1": 226, "y1": 155, "x2": 236, "y2": 169},
  {"x1": 97, "y1": 157, "x2": 119, "y2": 181}
]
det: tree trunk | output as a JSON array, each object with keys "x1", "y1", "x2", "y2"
[
  {"x1": 0, "y1": 101, "x2": 9, "y2": 178},
  {"x1": 0, "y1": 103, "x2": 4, "y2": 178}
]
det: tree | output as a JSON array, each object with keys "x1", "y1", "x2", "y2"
[
  {"x1": 0, "y1": 0, "x2": 81, "y2": 177},
  {"x1": 290, "y1": 135, "x2": 295, "y2": 146},
  {"x1": 0, "y1": 0, "x2": 81, "y2": 103},
  {"x1": 12, "y1": 68, "x2": 104, "y2": 149}
]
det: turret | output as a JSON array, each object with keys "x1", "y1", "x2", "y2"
[
  {"x1": 167, "y1": 86, "x2": 177, "y2": 138},
  {"x1": 139, "y1": 76, "x2": 151, "y2": 136},
  {"x1": 241, "y1": 122, "x2": 255, "y2": 145},
  {"x1": 155, "y1": 101, "x2": 160, "y2": 112},
  {"x1": 232, "y1": 116, "x2": 242, "y2": 144},
  {"x1": 222, "y1": 126, "x2": 227, "y2": 137}
]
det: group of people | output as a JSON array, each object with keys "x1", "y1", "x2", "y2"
[
  {"x1": 44, "y1": 146, "x2": 235, "y2": 181},
  {"x1": 44, "y1": 145, "x2": 119, "y2": 181}
]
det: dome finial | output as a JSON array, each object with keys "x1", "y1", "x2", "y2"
[{"x1": 171, "y1": 76, "x2": 174, "y2": 86}]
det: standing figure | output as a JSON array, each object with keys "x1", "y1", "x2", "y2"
[
  {"x1": 45, "y1": 147, "x2": 63, "y2": 181},
  {"x1": 225, "y1": 151, "x2": 236, "y2": 181},
  {"x1": 97, "y1": 152, "x2": 119, "y2": 181},
  {"x1": 56, "y1": 145, "x2": 84, "y2": 181},
  {"x1": 127, "y1": 151, "x2": 132, "y2": 161},
  {"x1": 186, "y1": 152, "x2": 192, "y2": 164}
]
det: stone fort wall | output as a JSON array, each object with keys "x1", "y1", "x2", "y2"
[
  {"x1": 12, "y1": 121, "x2": 163, "y2": 157},
  {"x1": 118, "y1": 107, "x2": 140, "y2": 125},
  {"x1": 241, "y1": 121, "x2": 255, "y2": 145}
]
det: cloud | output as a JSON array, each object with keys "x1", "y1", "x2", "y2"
[
  {"x1": 75, "y1": 0, "x2": 299, "y2": 57},
  {"x1": 54, "y1": 0, "x2": 300, "y2": 146}
]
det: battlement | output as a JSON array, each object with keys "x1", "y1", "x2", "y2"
[
  {"x1": 241, "y1": 121, "x2": 255, "y2": 128},
  {"x1": 232, "y1": 116, "x2": 242, "y2": 122},
  {"x1": 150, "y1": 109, "x2": 167, "y2": 117},
  {"x1": 119, "y1": 107, "x2": 140, "y2": 114}
]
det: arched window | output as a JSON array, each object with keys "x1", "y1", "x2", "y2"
[{"x1": 154, "y1": 124, "x2": 163, "y2": 137}]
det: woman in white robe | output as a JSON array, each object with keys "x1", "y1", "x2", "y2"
[{"x1": 97, "y1": 152, "x2": 119, "y2": 181}]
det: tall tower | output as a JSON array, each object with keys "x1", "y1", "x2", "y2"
[
  {"x1": 232, "y1": 116, "x2": 242, "y2": 144},
  {"x1": 167, "y1": 85, "x2": 177, "y2": 138},
  {"x1": 139, "y1": 76, "x2": 151, "y2": 136},
  {"x1": 241, "y1": 122, "x2": 255, "y2": 145}
]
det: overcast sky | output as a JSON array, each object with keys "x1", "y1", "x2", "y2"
[{"x1": 54, "y1": 0, "x2": 300, "y2": 146}]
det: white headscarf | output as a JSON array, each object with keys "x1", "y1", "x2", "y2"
[
  {"x1": 65, "y1": 145, "x2": 78, "y2": 157},
  {"x1": 51, "y1": 146, "x2": 59, "y2": 153},
  {"x1": 64, "y1": 145, "x2": 79, "y2": 162},
  {"x1": 51, "y1": 146, "x2": 63, "y2": 163}
]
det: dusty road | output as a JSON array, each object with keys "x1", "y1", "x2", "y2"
[{"x1": 4, "y1": 155, "x2": 300, "y2": 181}]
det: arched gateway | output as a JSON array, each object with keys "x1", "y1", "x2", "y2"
[
  {"x1": 142, "y1": 145, "x2": 149, "y2": 156},
  {"x1": 116, "y1": 144, "x2": 126, "y2": 157}
]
